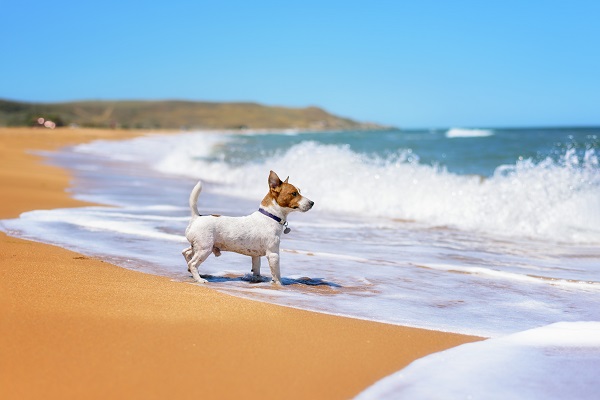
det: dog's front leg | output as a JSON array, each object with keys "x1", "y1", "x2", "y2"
[
  {"x1": 266, "y1": 252, "x2": 282, "y2": 285},
  {"x1": 251, "y1": 256, "x2": 261, "y2": 277}
]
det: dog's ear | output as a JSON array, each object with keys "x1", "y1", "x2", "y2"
[
  {"x1": 284, "y1": 176, "x2": 289, "y2": 184},
  {"x1": 268, "y1": 170, "x2": 282, "y2": 190}
]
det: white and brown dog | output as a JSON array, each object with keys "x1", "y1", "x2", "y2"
[{"x1": 183, "y1": 170, "x2": 314, "y2": 284}]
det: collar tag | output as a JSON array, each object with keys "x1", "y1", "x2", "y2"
[{"x1": 283, "y1": 221, "x2": 291, "y2": 234}]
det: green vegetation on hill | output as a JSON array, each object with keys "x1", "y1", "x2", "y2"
[{"x1": 0, "y1": 99, "x2": 384, "y2": 131}]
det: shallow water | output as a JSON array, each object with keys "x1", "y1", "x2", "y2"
[{"x1": 3, "y1": 128, "x2": 599, "y2": 337}]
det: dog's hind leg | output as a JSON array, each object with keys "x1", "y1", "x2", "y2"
[
  {"x1": 182, "y1": 246, "x2": 193, "y2": 262},
  {"x1": 250, "y1": 256, "x2": 261, "y2": 282},
  {"x1": 187, "y1": 246, "x2": 212, "y2": 283}
]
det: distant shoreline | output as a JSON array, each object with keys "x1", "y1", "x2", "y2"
[{"x1": 0, "y1": 98, "x2": 391, "y2": 131}]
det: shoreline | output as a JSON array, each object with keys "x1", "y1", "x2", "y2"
[{"x1": 0, "y1": 127, "x2": 483, "y2": 399}]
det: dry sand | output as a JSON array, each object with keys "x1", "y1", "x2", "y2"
[{"x1": 0, "y1": 127, "x2": 483, "y2": 399}]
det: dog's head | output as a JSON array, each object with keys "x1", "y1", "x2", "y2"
[{"x1": 265, "y1": 170, "x2": 314, "y2": 212}]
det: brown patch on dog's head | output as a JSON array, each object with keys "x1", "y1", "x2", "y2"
[{"x1": 262, "y1": 170, "x2": 313, "y2": 211}]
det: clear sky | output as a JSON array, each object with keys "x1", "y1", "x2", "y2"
[{"x1": 2, "y1": 0, "x2": 599, "y2": 128}]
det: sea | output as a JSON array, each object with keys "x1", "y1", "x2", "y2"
[{"x1": 2, "y1": 126, "x2": 599, "y2": 399}]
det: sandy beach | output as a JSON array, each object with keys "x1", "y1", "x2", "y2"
[{"x1": 0, "y1": 127, "x2": 482, "y2": 399}]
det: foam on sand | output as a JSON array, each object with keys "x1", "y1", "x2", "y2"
[{"x1": 357, "y1": 321, "x2": 600, "y2": 400}]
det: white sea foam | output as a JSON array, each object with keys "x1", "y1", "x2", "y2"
[
  {"x1": 73, "y1": 131, "x2": 229, "y2": 163},
  {"x1": 357, "y1": 322, "x2": 600, "y2": 400},
  {"x1": 18, "y1": 208, "x2": 186, "y2": 242},
  {"x1": 87, "y1": 132, "x2": 600, "y2": 244},
  {"x1": 446, "y1": 127, "x2": 494, "y2": 138},
  {"x1": 421, "y1": 263, "x2": 600, "y2": 290}
]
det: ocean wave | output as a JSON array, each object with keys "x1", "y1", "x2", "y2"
[
  {"x1": 74, "y1": 132, "x2": 600, "y2": 244},
  {"x1": 419, "y1": 263, "x2": 600, "y2": 290},
  {"x1": 177, "y1": 142, "x2": 599, "y2": 244},
  {"x1": 446, "y1": 128, "x2": 494, "y2": 138}
]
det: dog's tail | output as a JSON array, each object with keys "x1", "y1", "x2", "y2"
[{"x1": 189, "y1": 180, "x2": 203, "y2": 218}]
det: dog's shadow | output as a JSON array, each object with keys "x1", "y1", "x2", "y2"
[{"x1": 199, "y1": 273, "x2": 341, "y2": 288}]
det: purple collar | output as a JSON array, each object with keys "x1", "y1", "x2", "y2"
[
  {"x1": 258, "y1": 208, "x2": 284, "y2": 224},
  {"x1": 259, "y1": 208, "x2": 291, "y2": 234}
]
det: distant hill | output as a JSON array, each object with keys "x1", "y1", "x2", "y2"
[{"x1": 0, "y1": 99, "x2": 384, "y2": 131}]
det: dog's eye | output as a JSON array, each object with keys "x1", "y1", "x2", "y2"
[{"x1": 292, "y1": 192, "x2": 298, "y2": 197}]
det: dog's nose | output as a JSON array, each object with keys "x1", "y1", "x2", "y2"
[{"x1": 309, "y1": 200, "x2": 315, "y2": 208}]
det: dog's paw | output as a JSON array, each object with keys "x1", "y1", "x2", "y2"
[{"x1": 271, "y1": 279, "x2": 283, "y2": 286}]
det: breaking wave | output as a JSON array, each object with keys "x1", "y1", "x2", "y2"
[{"x1": 74, "y1": 132, "x2": 600, "y2": 244}]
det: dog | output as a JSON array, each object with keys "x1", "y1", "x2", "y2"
[{"x1": 182, "y1": 170, "x2": 314, "y2": 285}]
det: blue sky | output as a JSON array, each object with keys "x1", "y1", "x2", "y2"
[{"x1": 2, "y1": 1, "x2": 599, "y2": 128}]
